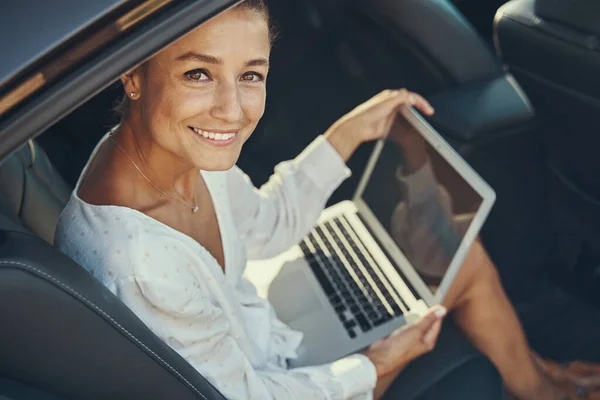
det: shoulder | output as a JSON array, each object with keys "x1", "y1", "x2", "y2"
[{"x1": 58, "y1": 201, "x2": 167, "y2": 271}]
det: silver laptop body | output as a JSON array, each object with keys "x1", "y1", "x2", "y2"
[{"x1": 244, "y1": 106, "x2": 496, "y2": 367}]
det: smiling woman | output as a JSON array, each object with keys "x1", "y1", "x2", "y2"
[
  {"x1": 51, "y1": 1, "x2": 587, "y2": 399},
  {"x1": 111, "y1": 3, "x2": 271, "y2": 175},
  {"x1": 54, "y1": 0, "x2": 440, "y2": 397}
]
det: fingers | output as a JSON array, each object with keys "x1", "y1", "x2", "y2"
[
  {"x1": 368, "y1": 89, "x2": 433, "y2": 119},
  {"x1": 406, "y1": 92, "x2": 435, "y2": 116},
  {"x1": 414, "y1": 305, "x2": 447, "y2": 334},
  {"x1": 378, "y1": 305, "x2": 446, "y2": 343},
  {"x1": 412, "y1": 306, "x2": 447, "y2": 350},
  {"x1": 423, "y1": 318, "x2": 443, "y2": 348}
]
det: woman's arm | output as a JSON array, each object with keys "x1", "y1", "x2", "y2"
[
  {"x1": 230, "y1": 90, "x2": 435, "y2": 260},
  {"x1": 228, "y1": 136, "x2": 350, "y2": 260}
]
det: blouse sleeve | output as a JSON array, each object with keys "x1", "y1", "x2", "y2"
[
  {"x1": 121, "y1": 241, "x2": 377, "y2": 400},
  {"x1": 228, "y1": 136, "x2": 351, "y2": 260}
]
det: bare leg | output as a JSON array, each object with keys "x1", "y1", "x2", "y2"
[{"x1": 442, "y1": 240, "x2": 571, "y2": 400}]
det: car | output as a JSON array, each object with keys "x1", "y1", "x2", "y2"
[{"x1": 1, "y1": 0, "x2": 598, "y2": 398}]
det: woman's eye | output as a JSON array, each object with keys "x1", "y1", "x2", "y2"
[
  {"x1": 185, "y1": 69, "x2": 209, "y2": 82},
  {"x1": 241, "y1": 72, "x2": 264, "y2": 83}
]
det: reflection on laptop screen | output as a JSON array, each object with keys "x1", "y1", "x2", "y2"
[{"x1": 361, "y1": 112, "x2": 483, "y2": 292}]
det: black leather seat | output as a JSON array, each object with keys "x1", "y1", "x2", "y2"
[
  {"x1": 0, "y1": 143, "x2": 225, "y2": 399},
  {"x1": 494, "y1": 0, "x2": 600, "y2": 191},
  {"x1": 0, "y1": 141, "x2": 71, "y2": 244},
  {"x1": 495, "y1": 0, "x2": 600, "y2": 269},
  {"x1": 295, "y1": 0, "x2": 503, "y2": 91},
  {"x1": 358, "y1": 0, "x2": 504, "y2": 89}
]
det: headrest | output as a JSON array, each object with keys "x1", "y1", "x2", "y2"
[{"x1": 535, "y1": 0, "x2": 600, "y2": 36}]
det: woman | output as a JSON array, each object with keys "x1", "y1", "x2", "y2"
[{"x1": 55, "y1": 1, "x2": 597, "y2": 399}]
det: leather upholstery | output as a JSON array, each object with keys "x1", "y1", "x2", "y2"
[
  {"x1": 495, "y1": 0, "x2": 600, "y2": 192},
  {"x1": 536, "y1": 0, "x2": 600, "y2": 36},
  {"x1": 361, "y1": 0, "x2": 503, "y2": 85},
  {"x1": 495, "y1": 0, "x2": 600, "y2": 102},
  {"x1": 0, "y1": 142, "x2": 225, "y2": 398},
  {"x1": 495, "y1": 0, "x2": 600, "y2": 269},
  {"x1": 0, "y1": 141, "x2": 71, "y2": 244},
  {"x1": 0, "y1": 227, "x2": 226, "y2": 400},
  {"x1": 426, "y1": 75, "x2": 535, "y2": 142}
]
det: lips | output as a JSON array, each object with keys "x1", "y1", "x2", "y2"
[{"x1": 190, "y1": 127, "x2": 237, "y2": 142}]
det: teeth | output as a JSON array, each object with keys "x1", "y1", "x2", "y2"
[{"x1": 192, "y1": 127, "x2": 236, "y2": 141}]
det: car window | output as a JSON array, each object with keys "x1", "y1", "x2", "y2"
[{"x1": 0, "y1": 0, "x2": 235, "y2": 163}]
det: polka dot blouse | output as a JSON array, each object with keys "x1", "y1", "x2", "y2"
[{"x1": 56, "y1": 134, "x2": 378, "y2": 400}]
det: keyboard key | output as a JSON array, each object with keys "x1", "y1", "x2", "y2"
[
  {"x1": 342, "y1": 292, "x2": 356, "y2": 304},
  {"x1": 348, "y1": 329, "x2": 357, "y2": 339},
  {"x1": 351, "y1": 289, "x2": 370, "y2": 306},
  {"x1": 334, "y1": 304, "x2": 345, "y2": 314},
  {"x1": 366, "y1": 310, "x2": 379, "y2": 321},
  {"x1": 391, "y1": 303, "x2": 403, "y2": 316},
  {"x1": 373, "y1": 314, "x2": 393, "y2": 327},
  {"x1": 343, "y1": 309, "x2": 354, "y2": 321},
  {"x1": 355, "y1": 313, "x2": 372, "y2": 333},
  {"x1": 308, "y1": 264, "x2": 335, "y2": 295},
  {"x1": 329, "y1": 293, "x2": 342, "y2": 306},
  {"x1": 363, "y1": 303, "x2": 375, "y2": 314},
  {"x1": 299, "y1": 241, "x2": 310, "y2": 255},
  {"x1": 356, "y1": 296, "x2": 371, "y2": 307},
  {"x1": 343, "y1": 320, "x2": 357, "y2": 330}
]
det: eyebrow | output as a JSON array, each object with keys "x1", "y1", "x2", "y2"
[{"x1": 176, "y1": 52, "x2": 269, "y2": 67}]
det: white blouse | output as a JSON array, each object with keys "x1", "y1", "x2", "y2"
[{"x1": 55, "y1": 134, "x2": 378, "y2": 400}]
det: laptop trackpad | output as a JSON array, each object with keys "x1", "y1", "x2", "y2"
[{"x1": 269, "y1": 267, "x2": 323, "y2": 323}]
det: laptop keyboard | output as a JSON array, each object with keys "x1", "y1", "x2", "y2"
[{"x1": 299, "y1": 215, "x2": 409, "y2": 339}]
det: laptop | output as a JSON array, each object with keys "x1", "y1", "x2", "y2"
[{"x1": 244, "y1": 105, "x2": 496, "y2": 367}]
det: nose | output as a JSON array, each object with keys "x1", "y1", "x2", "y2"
[{"x1": 210, "y1": 81, "x2": 243, "y2": 123}]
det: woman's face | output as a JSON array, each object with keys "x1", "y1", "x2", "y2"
[{"x1": 127, "y1": 8, "x2": 270, "y2": 171}]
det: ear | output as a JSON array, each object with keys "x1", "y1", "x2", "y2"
[{"x1": 120, "y1": 66, "x2": 144, "y2": 100}]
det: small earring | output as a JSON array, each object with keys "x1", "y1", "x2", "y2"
[{"x1": 129, "y1": 92, "x2": 137, "y2": 98}]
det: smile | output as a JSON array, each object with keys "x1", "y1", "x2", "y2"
[{"x1": 189, "y1": 127, "x2": 238, "y2": 143}]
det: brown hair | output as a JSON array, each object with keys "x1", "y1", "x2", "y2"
[
  {"x1": 234, "y1": 0, "x2": 277, "y2": 42},
  {"x1": 114, "y1": 0, "x2": 275, "y2": 122}
]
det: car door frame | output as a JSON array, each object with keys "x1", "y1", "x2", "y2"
[{"x1": 0, "y1": 0, "x2": 240, "y2": 162}]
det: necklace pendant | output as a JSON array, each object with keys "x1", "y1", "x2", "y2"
[{"x1": 192, "y1": 206, "x2": 199, "y2": 213}]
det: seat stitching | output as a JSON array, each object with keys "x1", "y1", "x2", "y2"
[{"x1": 1, "y1": 260, "x2": 209, "y2": 400}]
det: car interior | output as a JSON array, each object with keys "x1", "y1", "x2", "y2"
[{"x1": 0, "y1": 0, "x2": 599, "y2": 398}]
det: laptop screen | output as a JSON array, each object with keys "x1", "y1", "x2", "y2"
[{"x1": 360, "y1": 110, "x2": 484, "y2": 294}]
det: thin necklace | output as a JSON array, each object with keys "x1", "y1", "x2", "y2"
[{"x1": 109, "y1": 132, "x2": 199, "y2": 213}]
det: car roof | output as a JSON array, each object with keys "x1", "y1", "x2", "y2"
[
  {"x1": 0, "y1": 0, "x2": 129, "y2": 89},
  {"x1": 0, "y1": 0, "x2": 237, "y2": 160}
]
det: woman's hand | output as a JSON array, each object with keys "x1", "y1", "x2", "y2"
[
  {"x1": 325, "y1": 89, "x2": 434, "y2": 162},
  {"x1": 363, "y1": 305, "x2": 447, "y2": 378},
  {"x1": 388, "y1": 115, "x2": 429, "y2": 174}
]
